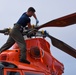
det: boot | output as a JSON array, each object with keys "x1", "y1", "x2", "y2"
[
  {"x1": 20, "y1": 59, "x2": 30, "y2": 64},
  {"x1": 20, "y1": 49, "x2": 30, "y2": 64}
]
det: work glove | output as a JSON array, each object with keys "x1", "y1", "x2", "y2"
[{"x1": 36, "y1": 19, "x2": 39, "y2": 25}]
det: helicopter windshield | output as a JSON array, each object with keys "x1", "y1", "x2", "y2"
[
  {"x1": 7, "y1": 71, "x2": 44, "y2": 75},
  {"x1": 24, "y1": 72, "x2": 44, "y2": 75},
  {"x1": 7, "y1": 71, "x2": 20, "y2": 75}
]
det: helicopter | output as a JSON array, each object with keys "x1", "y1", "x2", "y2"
[{"x1": 0, "y1": 13, "x2": 76, "y2": 75}]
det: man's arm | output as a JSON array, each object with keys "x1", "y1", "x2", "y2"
[
  {"x1": 27, "y1": 23, "x2": 32, "y2": 28},
  {"x1": 33, "y1": 13, "x2": 39, "y2": 25},
  {"x1": 33, "y1": 13, "x2": 37, "y2": 19}
]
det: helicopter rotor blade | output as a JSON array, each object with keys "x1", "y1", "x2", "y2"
[
  {"x1": 37, "y1": 13, "x2": 76, "y2": 29},
  {"x1": 0, "y1": 28, "x2": 10, "y2": 34},
  {"x1": 46, "y1": 33, "x2": 76, "y2": 58},
  {"x1": 0, "y1": 30, "x2": 6, "y2": 34}
]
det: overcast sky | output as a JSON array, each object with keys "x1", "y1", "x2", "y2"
[{"x1": 0, "y1": 0, "x2": 76, "y2": 75}]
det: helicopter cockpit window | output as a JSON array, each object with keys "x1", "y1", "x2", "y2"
[
  {"x1": 0, "y1": 63, "x2": 4, "y2": 75},
  {"x1": 7, "y1": 71, "x2": 20, "y2": 75},
  {"x1": 25, "y1": 72, "x2": 44, "y2": 75}
]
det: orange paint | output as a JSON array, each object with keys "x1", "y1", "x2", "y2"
[{"x1": 0, "y1": 38, "x2": 64, "y2": 75}]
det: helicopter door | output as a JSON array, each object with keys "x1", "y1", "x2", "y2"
[{"x1": 4, "y1": 68, "x2": 22, "y2": 75}]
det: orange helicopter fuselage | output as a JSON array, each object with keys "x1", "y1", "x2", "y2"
[{"x1": 0, "y1": 38, "x2": 64, "y2": 75}]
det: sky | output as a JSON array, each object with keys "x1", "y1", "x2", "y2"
[{"x1": 0, "y1": 0, "x2": 76, "y2": 75}]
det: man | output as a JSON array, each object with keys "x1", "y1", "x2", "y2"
[{"x1": 0, "y1": 7, "x2": 39, "y2": 64}]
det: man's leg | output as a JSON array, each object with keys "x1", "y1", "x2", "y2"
[
  {"x1": 10, "y1": 25, "x2": 30, "y2": 64},
  {"x1": 0, "y1": 36, "x2": 15, "y2": 53}
]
